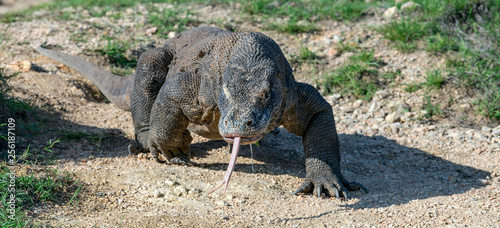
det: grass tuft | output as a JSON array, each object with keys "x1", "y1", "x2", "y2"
[
  {"x1": 148, "y1": 7, "x2": 198, "y2": 35},
  {"x1": 421, "y1": 95, "x2": 443, "y2": 119},
  {"x1": 321, "y1": 50, "x2": 385, "y2": 100},
  {"x1": 379, "y1": 17, "x2": 430, "y2": 52},
  {"x1": 423, "y1": 70, "x2": 446, "y2": 90},
  {"x1": 0, "y1": 165, "x2": 81, "y2": 227}
]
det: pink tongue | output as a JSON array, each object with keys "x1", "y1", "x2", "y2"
[{"x1": 208, "y1": 137, "x2": 241, "y2": 195}]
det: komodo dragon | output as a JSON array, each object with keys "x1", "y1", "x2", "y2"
[{"x1": 36, "y1": 26, "x2": 367, "y2": 198}]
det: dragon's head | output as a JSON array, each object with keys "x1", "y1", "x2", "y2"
[{"x1": 218, "y1": 57, "x2": 284, "y2": 145}]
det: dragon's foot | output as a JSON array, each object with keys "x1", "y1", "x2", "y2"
[
  {"x1": 292, "y1": 160, "x2": 368, "y2": 199},
  {"x1": 293, "y1": 178, "x2": 367, "y2": 200}
]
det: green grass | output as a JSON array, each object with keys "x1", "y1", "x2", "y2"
[
  {"x1": 0, "y1": 164, "x2": 81, "y2": 227},
  {"x1": 404, "y1": 82, "x2": 423, "y2": 93},
  {"x1": 243, "y1": 0, "x2": 375, "y2": 33},
  {"x1": 379, "y1": 0, "x2": 500, "y2": 120},
  {"x1": 448, "y1": 51, "x2": 500, "y2": 119},
  {"x1": 0, "y1": 21, "x2": 81, "y2": 226},
  {"x1": 421, "y1": 95, "x2": 443, "y2": 119},
  {"x1": 93, "y1": 37, "x2": 136, "y2": 76},
  {"x1": 426, "y1": 34, "x2": 459, "y2": 53},
  {"x1": 334, "y1": 40, "x2": 359, "y2": 55},
  {"x1": 423, "y1": 70, "x2": 446, "y2": 90},
  {"x1": 321, "y1": 50, "x2": 387, "y2": 100},
  {"x1": 0, "y1": 70, "x2": 35, "y2": 118},
  {"x1": 0, "y1": 20, "x2": 38, "y2": 138},
  {"x1": 2, "y1": 0, "x2": 375, "y2": 34},
  {"x1": 147, "y1": 6, "x2": 199, "y2": 35},
  {"x1": 379, "y1": 18, "x2": 431, "y2": 52},
  {"x1": 293, "y1": 43, "x2": 317, "y2": 62},
  {"x1": 96, "y1": 38, "x2": 135, "y2": 68}
]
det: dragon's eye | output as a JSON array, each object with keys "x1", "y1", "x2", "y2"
[{"x1": 260, "y1": 89, "x2": 270, "y2": 101}]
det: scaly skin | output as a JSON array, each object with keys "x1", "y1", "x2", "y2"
[{"x1": 36, "y1": 26, "x2": 367, "y2": 198}]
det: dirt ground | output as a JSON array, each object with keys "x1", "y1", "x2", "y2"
[{"x1": 1, "y1": 1, "x2": 499, "y2": 227}]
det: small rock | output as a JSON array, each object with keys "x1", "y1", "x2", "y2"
[
  {"x1": 481, "y1": 126, "x2": 492, "y2": 133},
  {"x1": 165, "y1": 179, "x2": 176, "y2": 186},
  {"x1": 400, "y1": 1, "x2": 421, "y2": 13},
  {"x1": 459, "y1": 103, "x2": 471, "y2": 109},
  {"x1": 351, "y1": 109, "x2": 360, "y2": 120},
  {"x1": 174, "y1": 186, "x2": 187, "y2": 196},
  {"x1": 479, "y1": 179, "x2": 489, "y2": 185},
  {"x1": 326, "y1": 94, "x2": 342, "y2": 104},
  {"x1": 390, "y1": 122, "x2": 402, "y2": 131},
  {"x1": 188, "y1": 188, "x2": 201, "y2": 195},
  {"x1": 96, "y1": 192, "x2": 106, "y2": 197},
  {"x1": 168, "y1": 31, "x2": 176, "y2": 39},
  {"x1": 375, "y1": 110, "x2": 387, "y2": 119},
  {"x1": 332, "y1": 94, "x2": 342, "y2": 100},
  {"x1": 6, "y1": 60, "x2": 32, "y2": 72},
  {"x1": 373, "y1": 90, "x2": 390, "y2": 101},
  {"x1": 332, "y1": 35, "x2": 342, "y2": 43},
  {"x1": 395, "y1": 0, "x2": 408, "y2": 3},
  {"x1": 343, "y1": 106, "x2": 355, "y2": 113},
  {"x1": 492, "y1": 128, "x2": 500, "y2": 136},
  {"x1": 343, "y1": 52, "x2": 355, "y2": 58},
  {"x1": 81, "y1": 10, "x2": 90, "y2": 17},
  {"x1": 6, "y1": 61, "x2": 20, "y2": 71},
  {"x1": 353, "y1": 99, "x2": 363, "y2": 108},
  {"x1": 322, "y1": 36, "x2": 333, "y2": 45},
  {"x1": 385, "y1": 113, "x2": 401, "y2": 123},
  {"x1": 384, "y1": 6, "x2": 399, "y2": 19},
  {"x1": 146, "y1": 27, "x2": 158, "y2": 35},
  {"x1": 153, "y1": 190, "x2": 164, "y2": 198},
  {"x1": 326, "y1": 48, "x2": 340, "y2": 57},
  {"x1": 368, "y1": 101, "x2": 380, "y2": 113},
  {"x1": 216, "y1": 200, "x2": 228, "y2": 206}
]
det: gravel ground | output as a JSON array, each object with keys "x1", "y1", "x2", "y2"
[{"x1": 1, "y1": 1, "x2": 499, "y2": 227}]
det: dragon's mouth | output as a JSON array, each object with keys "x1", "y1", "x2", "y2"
[{"x1": 222, "y1": 133, "x2": 264, "y2": 145}]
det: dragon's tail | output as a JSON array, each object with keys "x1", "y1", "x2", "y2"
[{"x1": 36, "y1": 45, "x2": 133, "y2": 110}]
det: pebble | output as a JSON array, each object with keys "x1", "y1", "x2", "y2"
[
  {"x1": 384, "y1": 6, "x2": 399, "y2": 19},
  {"x1": 146, "y1": 27, "x2": 158, "y2": 35},
  {"x1": 400, "y1": 1, "x2": 421, "y2": 13},
  {"x1": 353, "y1": 99, "x2": 364, "y2": 108},
  {"x1": 174, "y1": 186, "x2": 187, "y2": 196},
  {"x1": 216, "y1": 200, "x2": 228, "y2": 206},
  {"x1": 368, "y1": 101, "x2": 380, "y2": 113},
  {"x1": 168, "y1": 31, "x2": 176, "y2": 39},
  {"x1": 373, "y1": 90, "x2": 390, "y2": 101},
  {"x1": 165, "y1": 179, "x2": 176, "y2": 186},
  {"x1": 6, "y1": 60, "x2": 32, "y2": 72},
  {"x1": 153, "y1": 190, "x2": 164, "y2": 198},
  {"x1": 385, "y1": 113, "x2": 401, "y2": 123},
  {"x1": 326, "y1": 94, "x2": 342, "y2": 105},
  {"x1": 492, "y1": 126, "x2": 500, "y2": 136}
]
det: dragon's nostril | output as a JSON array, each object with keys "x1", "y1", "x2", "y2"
[
  {"x1": 246, "y1": 120, "x2": 253, "y2": 127},
  {"x1": 224, "y1": 120, "x2": 228, "y2": 126}
]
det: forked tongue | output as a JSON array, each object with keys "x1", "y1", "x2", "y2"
[{"x1": 208, "y1": 137, "x2": 241, "y2": 195}]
